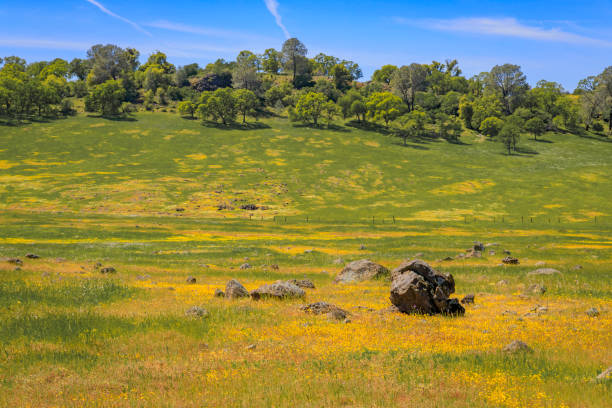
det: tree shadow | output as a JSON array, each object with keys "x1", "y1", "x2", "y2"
[
  {"x1": 345, "y1": 120, "x2": 393, "y2": 135},
  {"x1": 391, "y1": 141, "x2": 430, "y2": 150},
  {"x1": 533, "y1": 138, "x2": 554, "y2": 143},
  {"x1": 445, "y1": 138, "x2": 471, "y2": 146},
  {"x1": 578, "y1": 132, "x2": 612, "y2": 143},
  {"x1": 202, "y1": 121, "x2": 270, "y2": 130},
  {"x1": 86, "y1": 114, "x2": 137, "y2": 122}
]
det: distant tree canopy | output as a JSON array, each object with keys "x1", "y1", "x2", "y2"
[{"x1": 2, "y1": 36, "x2": 609, "y2": 152}]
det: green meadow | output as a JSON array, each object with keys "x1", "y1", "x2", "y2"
[{"x1": 0, "y1": 113, "x2": 611, "y2": 407}]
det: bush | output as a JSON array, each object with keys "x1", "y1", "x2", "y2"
[
  {"x1": 60, "y1": 99, "x2": 75, "y2": 116},
  {"x1": 479, "y1": 117, "x2": 504, "y2": 138},
  {"x1": 593, "y1": 122, "x2": 604, "y2": 132}
]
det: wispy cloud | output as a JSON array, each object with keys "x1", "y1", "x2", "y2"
[
  {"x1": 263, "y1": 0, "x2": 290, "y2": 39},
  {"x1": 85, "y1": 0, "x2": 152, "y2": 37},
  {"x1": 0, "y1": 38, "x2": 91, "y2": 51},
  {"x1": 394, "y1": 17, "x2": 612, "y2": 47},
  {"x1": 145, "y1": 20, "x2": 274, "y2": 42}
]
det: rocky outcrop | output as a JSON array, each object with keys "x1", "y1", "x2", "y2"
[{"x1": 250, "y1": 281, "x2": 305, "y2": 300}]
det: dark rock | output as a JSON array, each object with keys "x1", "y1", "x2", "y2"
[
  {"x1": 287, "y1": 279, "x2": 315, "y2": 289},
  {"x1": 502, "y1": 256, "x2": 519, "y2": 265},
  {"x1": 239, "y1": 263, "x2": 251, "y2": 270},
  {"x1": 186, "y1": 276, "x2": 196, "y2": 284},
  {"x1": 359, "y1": 244, "x2": 366, "y2": 250},
  {"x1": 300, "y1": 302, "x2": 347, "y2": 316},
  {"x1": 240, "y1": 204, "x2": 259, "y2": 210},
  {"x1": 389, "y1": 260, "x2": 463, "y2": 316},
  {"x1": 225, "y1": 279, "x2": 249, "y2": 299},
  {"x1": 572, "y1": 265, "x2": 583, "y2": 270},
  {"x1": 93, "y1": 262, "x2": 102, "y2": 269},
  {"x1": 175, "y1": 207, "x2": 185, "y2": 212},
  {"x1": 503, "y1": 250, "x2": 512, "y2": 255},
  {"x1": 100, "y1": 267, "x2": 116, "y2": 274},
  {"x1": 461, "y1": 294, "x2": 475, "y2": 304},
  {"x1": 586, "y1": 307, "x2": 599, "y2": 317},
  {"x1": 25, "y1": 254, "x2": 40, "y2": 259},
  {"x1": 7, "y1": 258, "x2": 23, "y2": 265},
  {"x1": 270, "y1": 264, "x2": 279, "y2": 270},
  {"x1": 334, "y1": 259, "x2": 389, "y2": 283},
  {"x1": 185, "y1": 306, "x2": 208, "y2": 318},
  {"x1": 503, "y1": 340, "x2": 532, "y2": 353},
  {"x1": 250, "y1": 281, "x2": 305, "y2": 300},
  {"x1": 442, "y1": 256, "x2": 454, "y2": 261},
  {"x1": 214, "y1": 289, "x2": 225, "y2": 298},
  {"x1": 473, "y1": 242, "x2": 485, "y2": 252}
]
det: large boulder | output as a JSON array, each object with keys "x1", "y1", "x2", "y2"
[
  {"x1": 389, "y1": 260, "x2": 463, "y2": 316},
  {"x1": 225, "y1": 279, "x2": 250, "y2": 299},
  {"x1": 250, "y1": 281, "x2": 305, "y2": 300},
  {"x1": 334, "y1": 259, "x2": 389, "y2": 283}
]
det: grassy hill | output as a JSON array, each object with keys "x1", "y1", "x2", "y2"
[
  {"x1": 1, "y1": 112, "x2": 610, "y2": 222},
  {"x1": 0, "y1": 113, "x2": 611, "y2": 407}
]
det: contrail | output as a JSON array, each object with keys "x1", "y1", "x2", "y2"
[
  {"x1": 85, "y1": 0, "x2": 152, "y2": 37},
  {"x1": 263, "y1": 0, "x2": 290, "y2": 39}
]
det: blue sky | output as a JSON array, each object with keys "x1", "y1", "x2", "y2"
[{"x1": 1, "y1": 0, "x2": 611, "y2": 89}]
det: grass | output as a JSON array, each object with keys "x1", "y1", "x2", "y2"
[{"x1": 0, "y1": 112, "x2": 610, "y2": 407}]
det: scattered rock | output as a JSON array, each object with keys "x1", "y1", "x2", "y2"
[
  {"x1": 527, "y1": 268, "x2": 560, "y2": 276},
  {"x1": 442, "y1": 256, "x2": 454, "y2": 261},
  {"x1": 535, "y1": 261, "x2": 546, "y2": 267},
  {"x1": 25, "y1": 254, "x2": 40, "y2": 259},
  {"x1": 502, "y1": 310, "x2": 517, "y2": 316},
  {"x1": 186, "y1": 276, "x2": 197, "y2": 284},
  {"x1": 304, "y1": 249, "x2": 313, "y2": 254},
  {"x1": 485, "y1": 243, "x2": 499, "y2": 248},
  {"x1": 136, "y1": 275, "x2": 151, "y2": 281},
  {"x1": 213, "y1": 288, "x2": 225, "y2": 298},
  {"x1": 466, "y1": 250, "x2": 482, "y2": 258},
  {"x1": 326, "y1": 308, "x2": 348, "y2": 321},
  {"x1": 503, "y1": 250, "x2": 511, "y2": 255},
  {"x1": 287, "y1": 279, "x2": 315, "y2": 289},
  {"x1": 332, "y1": 258, "x2": 344, "y2": 265},
  {"x1": 14, "y1": 267, "x2": 21, "y2": 272},
  {"x1": 473, "y1": 242, "x2": 485, "y2": 252},
  {"x1": 586, "y1": 307, "x2": 599, "y2": 317},
  {"x1": 246, "y1": 344, "x2": 257, "y2": 350},
  {"x1": 217, "y1": 203, "x2": 234, "y2": 211},
  {"x1": 100, "y1": 267, "x2": 116, "y2": 274},
  {"x1": 497, "y1": 280, "x2": 509, "y2": 286},
  {"x1": 572, "y1": 265, "x2": 583, "y2": 270},
  {"x1": 334, "y1": 259, "x2": 389, "y2": 283},
  {"x1": 250, "y1": 281, "x2": 305, "y2": 300},
  {"x1": 389, "y1": 260, "x2": 463, "y2": 316},
  {"x1": 461, "y1": 294, "x2": 475, "y2": 304},
  {"x1": 93, "y1": 262, "x2": 102, "y2": 269},
  {"x1": 175, "y1": 207, "x2": 185, "y2": 212},
  {"x1": 185, "y1": 306, "x2": 208, "y2": 318},
  {"x1": 240, "y1": 204, "x2": 259, "y2": 210},
  {"x1": 596, "y1": 366, "x2": 612, "y2": 380},
  {"x1": 239, "y1": 263, "x2": 251, "y2": 270},
  {"x1": 7, "y1": 258, "x2": 23, "y2": 265},
  {"x1": 225, "y1": 279, "x2": 250, "y2": 299},
  {"x1": 413, "y1": 252, "x2": 424, "y2": 258},
  {"x1": 488, "y1": 250, "x2": 496, "y2": 256},
  {"x1": 503, "y1": 340, "x2": 532, "y2": 353},
  {"x1": 526, "y1": 284, "x2": 546, "y2": 295},
  {"x1": 270, "y1": 264, "x2": 279, "y2": 270},
  {"x1": 502, "y1": 256, "x2": 519, "y2": 265},
  {"x1": 301, "y1": 302, "x2": 347, "y2": 316},
  {"x1": 359, "y1": 244, "x2": 366, "y2": 250}
]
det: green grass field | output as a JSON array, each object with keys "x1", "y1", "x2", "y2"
[{"x1": 1, "y1": 113, "x2": 611, "y2": 407}]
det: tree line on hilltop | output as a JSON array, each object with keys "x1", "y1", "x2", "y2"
[{"x1": 1, "y1": 38, "x2": 611, "y2": 153}]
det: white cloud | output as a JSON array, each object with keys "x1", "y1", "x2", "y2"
[
  {"x1": 263, "y1": 0, "x2": 290, "y2": 39},
  {"x1": 146, "y1": 20, "x2": 274, "y2": 42},
  {"x1": 0, "y1": 38, "x2": 91, "y2": 51},
  {"x1": 85, "y1": 0, "x2": 152, "y2": 37},
  {"x1": 394, "y1": 17, "x2": 612, "y2": 47}
]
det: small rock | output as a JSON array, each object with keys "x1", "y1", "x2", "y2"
[
  {"x1": 473, "y1": 242, "x2": 485, "y2": 252},
  {"x1": 301, "y1": 302, "x2": 347, "y2": 316},
  {"x1": 100, "y1": 267, "x2": 116, "y2": 274},
  {"x1": 461, "y1": 294, "x2": 475, "y2": 304},
  {"x1": 93, "y1": 262, "x2": 102, "y2": 269},
  {"x1": 186, "y1": 276, "x2": 196, "y2": 284},
  {"x1": 225, "y1": 279, "x2": 250, "y2": 299},
  {"x1": 503, "y1": 250, "x2": 511, "y2": 255},
  {"x1": 41, "y1": 271, "x2": 50, "y2": 277},
  {"x1": 241, "y1": 204, "x2": 259, "y2": 211},
  {"x1": 535, "y1": 261, "x2": 546, "y2": 267},
  {"x1": 270, "y1": 264, "x2": 279, "y2": 270},
  {"x1": 25, "y1": 254, "x2": 40, "y2": 259},
  {"x1": 502, "y1": 310, "x2": 517, "y2": 316},
  {"x1": 502, "y1": 256, "x2": 519, "y2": 265},
  {"x1": 484, "y1": 243, "x2": 499, "y2": 247},
  {"x1": 175, "y1": 207, "x2": 185, "y2": 212},
  {"x1": 7, "y1": 258, "x2": 23, "y2": 265},
  {"x1": 344, "y1": 318, "x2": 351, "y2": 324},
  {"x1": 239, "y1": 263, "x2": 251, "y2": 270},
  {"x1": 442, "y1": 256, "x2": 454, "y2": 261},
  {"x1": 503, "y1": 340, "x2": 532, "y2": 353},
  {"x1": 359, "y1": 244, "x2": 366, "y2": 250},
  {"x1": 413, "y1": 252, "x2": 424, "y2": 258},
  {"x1": 14, "y1": 267, "x2": 22, "y2": 272},
  {"x1": 214, "y1": 289, "x2": 225, "y2": 298},
  {"x1": 304, "y1": 249, "x2": 313, "y2": 254},
  {"x1": 572, "y1": 265, "x2": 583, "y2": 270},
  {"x1": 527, "y1": 268, "x2": 561, "y2": 276},
  {"x1": 246, "y1": 344, "x2": 257, "y2": 350},
  {"x1": 586, "y1": 307, "x2": 599, "y2": 317},
  {"x1": 497, "y1": 280, "x2": 509, "y2": 286},
  {"x1": 287, "y1": 279, "x2": 315, "y2": 289},
  {"x1": 488, "y1": 250, "x2": 496, "y2": 256},
  {"x1": 327, "y1": 308, "x2": 348, "y2": 321},
  {"x1": 136, "y1": 275, "x2": 150, "y2": 281},
  {"x1": 185, "y1": 306, "x2": 208, "y2": 318},
  {"x1": 526, "y1": 284, "x2": 546, "y2": 295},
  {"x1": 167, "y1": 287, "x2": 175, "y2": 291},
  {"x1": 332, "y1": 258, "x2": 344, "y2": 265},
  {"x1": 596, "y1": 366, "x2": 612, "y2": 380}
]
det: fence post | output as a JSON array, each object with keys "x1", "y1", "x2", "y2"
[
  {"x1": 393, "y1": 215, "x2": 396, "y2": 224},
  {"x1": 372, "y1": 216, "x2": 375, "y2": 225}
]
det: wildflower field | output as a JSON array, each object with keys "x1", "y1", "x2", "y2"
[{"x1": 0, "y1": 113, "x2": 611, "y2": 407}]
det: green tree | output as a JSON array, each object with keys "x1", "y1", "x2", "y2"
[
  {"x1": 294, "y1": 91, "x2": 327, "y2": 126},
  {"x1": 366, "y1": 92, "x2": 403, "y2": 126},
  {"x1": 177, "y1": 100, "x2": 197, "y2": 119},
  {"x1": 486, "y1": 64, "x2": 529, "y2": 114},
  {"x1": 338, "y1": 89, "x2": 363, "y2": 120},
  {"x1": 86, "y1": 79, "x2": 126, "y2": 117},
  {"x1": 390, "y1": 63, "x2": 428, "y2": 111},
  {"x1": 459, "y1": 98, "x2": 474, "y2": 129},
  {"x1": 281, "y1": 38, "x2": 308, "y2": 83},
  {"x1": 261, "y1": 49, "x2": 281, "y2": 74},
  {"x1": 524, "y1": 117, "x2": 546, "y2": 140},
  {"x1": 479, "y1": 117, "x2": 504, "y2": 138},
  {"x1": 234, "y1": 89, "x2": 259, "y2": 123},
  {"x1": 437, "y1": 113, "x2": 463, "y2": 141},
  {"x1": 350, "y1": 100, "x2": 367, "y2": 123},
  {"x1": 394, "y1": 110, "x2": 426, "y2": 145},
  {"x1": 330, "y1": 64, "x2": 352, "y2": 91},
  {"x1": 207, "y1": 88, "x2": 236, "y2": 125},
  {"x1": 372, "y1": 65, "x2": 398, "y2": 85},
  {"x1": 86, "y1": 44, "x2": 139, "y2": 85},
  {"x1": 499, "y1": 122, "x2": 520, "y2": 154}
]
